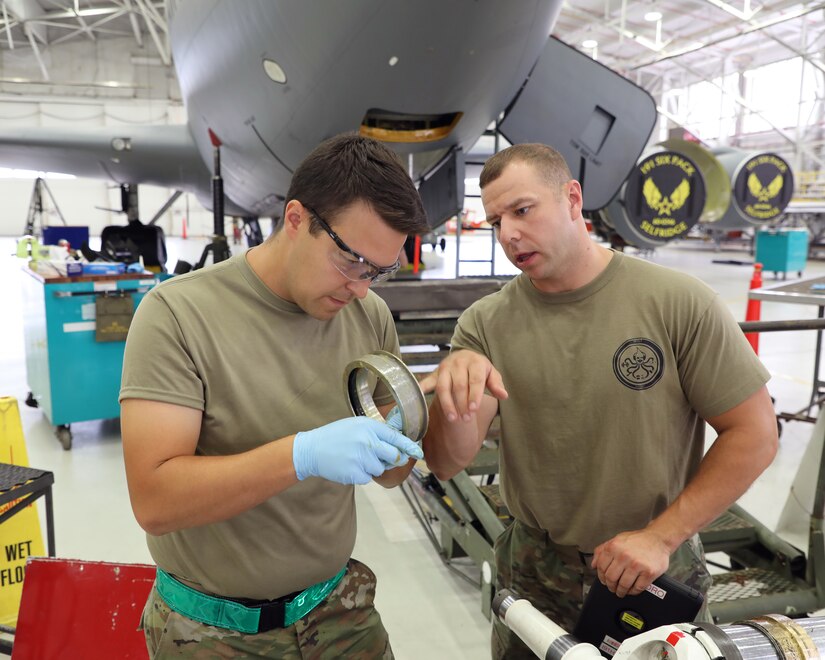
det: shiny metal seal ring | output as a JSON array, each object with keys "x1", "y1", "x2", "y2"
[{"x1": 343, "y1": 351, "x2": 428, "y2": 444}]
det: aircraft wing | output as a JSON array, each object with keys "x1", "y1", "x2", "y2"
[
  {"x1": 499, "y1": 37, "x2": 657, "y2": 211},
  {"x1": 0, "y1": 124, "x2": 251, "y2": 215}
]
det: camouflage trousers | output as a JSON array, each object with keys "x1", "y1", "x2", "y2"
[
  {"x1": 140, "y1": 558, "x2": 393, "y2": 659},
  {"x1": 491, "y1": 519, "x2": 713, "y2": 660}
]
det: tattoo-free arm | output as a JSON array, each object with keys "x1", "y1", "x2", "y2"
[
  {"x1": 592, "y1": 386, "x2": 778, "y2": 596},
  {"x1": 122, "y1": 398, "x2": 300, "y2": 536}
]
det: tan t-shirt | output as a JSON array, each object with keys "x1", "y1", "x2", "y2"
[
  {"x1": 120, "y1": 252, "x2": 398, "y2": 599},
  {"x1": 451, "y1": 250, "x2": 769, "y2": 551}
]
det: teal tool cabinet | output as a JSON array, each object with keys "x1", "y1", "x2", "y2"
[
  {"x1": 21, "y1": 267, "x2": 164, "y2": 450},
  {"x1": 755, "y1": 228, "x2": 809, "y2": 279}
]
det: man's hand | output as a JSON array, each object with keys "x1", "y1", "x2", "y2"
[
  {"x1": 419, "y1": 349, "x2": 508, "y2": 422},
  {"x1": 293, "y1": 417, "x2": 423, "y2": 485},
  {"x1": 591, "y1": 529, "x2": 671, "y2": 597}
]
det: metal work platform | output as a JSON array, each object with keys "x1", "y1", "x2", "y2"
[
  {"x1": 407, "y1": 458, "x2": 825, "y2": 622},
  {"x1": 374, "y1": 276, "x2": 511, "y2": 367},
  {"x1": 373, "y1": 277, "x2": 510, "y2": 317},
  {"x1": 0, "y1": 464, "x2": 55, "y2": 559},
  {"x1": 750, "y1": 275, "x2": 825, "y2": 422},
  {"x1": 0, "y1": 463, "x2": 56, "y2": 656}
]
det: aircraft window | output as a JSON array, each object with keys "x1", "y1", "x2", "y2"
[{"x1": 263, "y1": 59, "x2": 287, "y2": 84}]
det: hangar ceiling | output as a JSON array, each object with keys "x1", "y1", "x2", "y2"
[
  {"x1": 556, "y1": 1, "x2": 825, "y2": 94},
  {"x1": 0, "y1": 1, "x2": 172, "y2": 81}
]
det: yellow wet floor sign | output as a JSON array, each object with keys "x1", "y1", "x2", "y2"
[{"x1": 0, "y1": 397, "x2": 46, "y2": 626}]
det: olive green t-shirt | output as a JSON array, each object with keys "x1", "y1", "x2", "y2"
[
  {"x1": 120, "y1": 252, "x2": 398, "y2": 599},
  {"x1": 451, "y1": 250, "x2": 769, "y2": 551}
]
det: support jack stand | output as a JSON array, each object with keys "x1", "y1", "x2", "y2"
[
  {"x1": 193, "y1": 234, "x2": 231, "y2": 270},
  {"x1": 178, "y1": 129, "x2": 231, "y2": 273}
]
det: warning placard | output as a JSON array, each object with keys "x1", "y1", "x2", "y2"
[{"x1": 0, "y1": 397, "x2": 46, "y2": 626}]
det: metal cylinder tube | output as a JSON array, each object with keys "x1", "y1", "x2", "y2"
[
  {"x1": 721, "y1": 614, "x2": 825, "y2": 660},
  {"x1": 798, "y1": 617, "x2": 825, "y2": 652},
  {"x1": 493, "y1": 590, "x2": 602, "y2": 660},
  {"x1": 724, "y1": 625, "x2": 783, "y2": 659},
  {"x1": 495, "y1": 586, "x2": 825, "y2": 660}
]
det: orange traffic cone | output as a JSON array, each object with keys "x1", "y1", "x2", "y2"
[{"x1": 745, "y1": 263, "x2": 763, "y2": 354}]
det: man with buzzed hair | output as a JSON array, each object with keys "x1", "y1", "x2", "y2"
[
  {"x1": 421, "y1": 143, "x2": 778, "y2": 658},
  {"x1": 121, "y1": 133, "x2": 429, "y2": 658}
]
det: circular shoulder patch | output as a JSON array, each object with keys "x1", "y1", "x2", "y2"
[{"x1": 613, "y1": 338, "x2": 664, "y2": 390}]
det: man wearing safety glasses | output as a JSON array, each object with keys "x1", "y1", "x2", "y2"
[{"x1": 120, "y1": 134, "x2": 430, "y2": 657}]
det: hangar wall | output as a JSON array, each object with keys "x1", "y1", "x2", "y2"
[{"x1": 0, "y1": 36, "x2": 216, "y2": 238}]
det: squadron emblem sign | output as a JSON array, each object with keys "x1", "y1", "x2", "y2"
[
  {"x1": 642, "y1": 177, "x2": 690, "y2": 217},
  {"x1": 624, "y1": 151, "x2": 706, "y2": 243},
  {"x1": 733, "y1": 154, "x2": 793, "y2": 221}
]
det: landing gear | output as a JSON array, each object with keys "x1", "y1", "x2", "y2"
[
  {"x1": 190, "y1": 129, "x2": 231, "y2": 270},
  {"x1": 55, "y1": 425, "x2": 72, "y2": 451}
]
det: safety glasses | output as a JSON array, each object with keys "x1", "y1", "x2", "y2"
[{"x1": 306, "y1": 206, "x2": 400, "y2": 283}]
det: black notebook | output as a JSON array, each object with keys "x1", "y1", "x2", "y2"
[{"x1": 573, "y1": 574, "x2": 704, "y2": 657}]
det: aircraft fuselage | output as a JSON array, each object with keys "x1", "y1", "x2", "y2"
[{"x1": 170, "y1": 0, "x2": 563, "y2": 217}]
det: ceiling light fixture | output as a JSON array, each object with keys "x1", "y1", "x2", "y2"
[
  {"x1": 644, "y1": 11, "x2": 663, "y2": 21},
  {"x1": 582, "y1": 39, "x2": 598, "y2": 49}
]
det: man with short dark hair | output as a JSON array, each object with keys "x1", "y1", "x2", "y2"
[
  {"x1": 422, "y1": 143, "x2": 778, "y2": 659},
  {"x1": 121, "y1": 133, "x2": 430, "y2": 657}
]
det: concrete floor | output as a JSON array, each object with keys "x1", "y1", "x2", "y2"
[{"x1": 1, "y1": 232, "x2": 823, "y2": 658}]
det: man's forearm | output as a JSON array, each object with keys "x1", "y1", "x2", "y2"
[{"x1": 130, "y1": 438, "x2": 299, "y2": 536}]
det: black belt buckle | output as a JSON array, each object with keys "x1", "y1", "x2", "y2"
[{"x1": 256, "y1": 599, "x2": 287, "y2": 632}]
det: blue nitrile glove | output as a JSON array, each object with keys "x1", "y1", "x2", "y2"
[
  {"x1": 293, "y1": 417, "x2": 423, "y2": 485},
  {"x1": 385, "y1": 406, "x2": 403, "y2": 432}
]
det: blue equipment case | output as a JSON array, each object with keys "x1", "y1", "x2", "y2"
[
  {"x1": 21, "y1": 266, "x2": 166, "y2": 449},
  {"x1": 755, "y1": 228, "x2": 809, "y2": 279}
]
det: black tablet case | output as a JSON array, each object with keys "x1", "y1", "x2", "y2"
[{"x1": 573, "y1": 574, "x2": 704, "y2": 657}]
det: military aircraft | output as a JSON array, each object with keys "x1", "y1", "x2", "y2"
[{"x1": 0, "y1": 0, "x2": 657, "y2": 231}]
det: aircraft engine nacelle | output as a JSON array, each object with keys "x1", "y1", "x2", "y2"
[
  {"x1": 592, "y1": 139, "x2": 729, "y2": 249},
  {"x1": 711, "y1": 147, "x2": 795, "y2": 229},
  {"x1": 591, "y1": 139, "x2": 795, "y2": 249}
]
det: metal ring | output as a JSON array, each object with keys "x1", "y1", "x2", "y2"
[
  {"x1": 343, "y1": 351, "x2": 428, "y2": 444},
  {"x1": 748, "y1": 615, "x2": 820, "y2": 660}
]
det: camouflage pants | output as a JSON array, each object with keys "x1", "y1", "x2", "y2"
[
  {"x1": 491, "y1": 520, "x2": 712, "y2": 660},
  {"x1": 140, "y1": 559, "x2": 393, "y2": 659}
]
